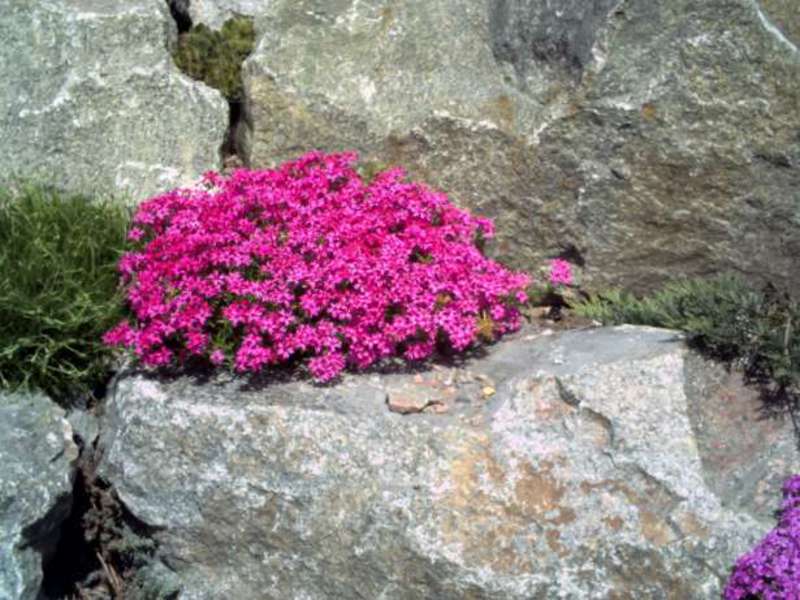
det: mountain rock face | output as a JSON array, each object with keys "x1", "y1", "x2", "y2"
[
  {"x1": 0, "y1": 0, "x2": 228, "y2": 202},
  {"x1": 242, "y1": 0, "x2": 800, "y2": 293},
  {"x1": 4, "y1": 0, "x2": 796, "y2": 289},
  {"x1": 97, "y1": 326, "x2": 799, "y2": 598},
  {"x1": 0, "y1": 392, "x2": 79, "y2": 600}
]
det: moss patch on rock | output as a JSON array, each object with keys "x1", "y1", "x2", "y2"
[{"x1": 172, "y1": 16, "x2": 256, "y2": 103}]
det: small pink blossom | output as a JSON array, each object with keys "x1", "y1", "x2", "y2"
[
  {"x1": 549, "y1": 258, "x2": 573, "y2": 287},
  {"x1": 127, "y1": 228, "x2": 145, "y2": 242},
  {"x1": 210, "y1": 349, "x2": 225, "y2": 365}
]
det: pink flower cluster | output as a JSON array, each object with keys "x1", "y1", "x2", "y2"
[
  {"x1": 104, "y1": 151, "x2": 530, "y2": 381},
  {"x1": 724, "y1": 474, "x2": 800, "y2": 599},
  {"x1": 549, "y1": 258, "x2": 573, "y2": 287}
]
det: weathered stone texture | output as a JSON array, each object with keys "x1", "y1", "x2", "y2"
[
  {"x1": 0, "y1": 0, "x2": 228, "y2": 202},
  {"x1": 186, "y1": 0, "x2": 265, "y2": 30},
  {"x1": 0, "y1": 391, "x2": 79, "y2": 600},
  {"x1": 97, "y1": 326, "x2": 799, "y2": 598},
  {"x1": 243, "y1": 0, "x2": 800, "y2": 293}
]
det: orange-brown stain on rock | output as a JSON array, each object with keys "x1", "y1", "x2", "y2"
[
  {"x1": 545, "y1": 529, "x2": 568, "y2": 557},
  {"x1": 440, "y1": 436, "x2": 576, "y2": 574},
  {"x1": 445, "y1": 434, "x2": 504, "y2": 510},
  {"x1": 379, "y1": 6, "x2": 395, "y2": 35},
  {"x1": 514, "y1": 462, "x2": 577, "y2": 526},
  {"x1": 559, "y1": 177, "x2": 580, "y2": 191},
  {"x1": 639, "y1": 509, "x2": 677, "y2": 546},
  {"x1": 673, "y1": 510, "x2": 710, "y2": 540},
  {"x1": 483, "y1": 95, "x2": 516, "y2": 130},
  {"x1": 641, "y1": 102, "x2": 657, "y2": 121},
  {"x1": 603, "y1": 515, "x2": 624, "y2": 531},
  {"x1": 578, "y1": 477, "x2": 680, "y2": 547}
]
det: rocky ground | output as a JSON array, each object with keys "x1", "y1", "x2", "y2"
[{"x1": 8, "y1": 323, "x2": 795, "y2": 598}]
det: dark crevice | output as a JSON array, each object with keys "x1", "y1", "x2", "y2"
[
  {"x1": 167, "y1": 0, "x2": 192, "y2": 34},
  {"x1": 40, "y1": 434, "x2": 178, "y2": 599},
  {"x1": 223, "y1": 99, "x2": 248, "y2": 170},
  {"x1": 165, "y1": 0, "x2": 255, "y2": 170},
  {"x1": 553, "y1": 243, "x2": 586, "y2": 267},
  {"x1": 40, "y1": 436, "x2": 100, "y2": 598}
]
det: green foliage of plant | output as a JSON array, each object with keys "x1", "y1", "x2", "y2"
[
  {"x1": 0, "y1": 183, "x2": 130, "y2": 403},
  {"x1": 356, "y1": 159, "x2": 392, "y2": 184},
  {"x1": 575, "y1": 274, "x2": 799, "y2": 392},
  {"x1": 172, "y1": 17, "x2": 256, "y2": 102}
]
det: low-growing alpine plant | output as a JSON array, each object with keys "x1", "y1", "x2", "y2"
[
  {"x1": 724, "y1": 474, "x2": 800, "y2": 599},
  {"x1": 104, "y1": 151, "x2": 530, "y2": 381}
]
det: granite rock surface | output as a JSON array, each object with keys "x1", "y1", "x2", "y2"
[
  {"x1": 97, "y1": 326, "x2": 799, "y2": 598},
  {"x1": 0, "y1": 0, "x2": 228, "y2": 202},
  {"x1": 242, "y1": 0, "x2": 800, "y2": 293},
  {"x1": 0, "y1": 391, "x2": 79, "y2": 600}
]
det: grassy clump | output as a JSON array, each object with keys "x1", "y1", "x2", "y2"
[
  {"x1": 172, "y1": 16, "x2": 256, "y2": 102},
  {"x1": 0, "y1": 183, "x2": 130, "y2": 404},
  {"x1": 575, "y1": 274, "x2": 799, "y2": 394}
]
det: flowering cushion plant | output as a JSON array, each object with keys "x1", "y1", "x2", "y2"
[
  {"x1": 724, "y1": 474, "x2": 800, "y2": 599},
  {"x1": 104, "y1": 151, "x2": 530, "y2": 381}
]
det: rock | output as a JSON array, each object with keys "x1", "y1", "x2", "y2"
[
  {"x1": 0, "y1": 391, "x2": 79, "y2": 600},
  {"x1": 97, "y1": 326, "x2": 799, "y2": 598},
  {"x1": 386, "y1": 381, "x2": 455, "y2": 414},
  {"x1": 186, "y1": 0, "x2": 264, "y2": 30},
  {"x1": 66, "y1": 407, "x2": 100, "y2": 449},
  {"x1": 0, "y1": 0, "x2": 228, "y2": 202},
  {"x1": 242, "y1": 0, "x2": 800, "y2": 294}
]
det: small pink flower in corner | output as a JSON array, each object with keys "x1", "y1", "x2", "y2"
[
  {"x1": 210, "y1": 349, "x2": 226, "y2": 366},
  {"x1": 549, "y1": 258, "x2": 573, "y2": 287}
]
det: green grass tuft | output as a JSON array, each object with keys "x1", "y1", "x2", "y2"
[{"x1": 0, "y1": 182, "x2": 131, "y2": 404}]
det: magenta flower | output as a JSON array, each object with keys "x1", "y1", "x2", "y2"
[
  {"x1": 105, "y1": 151, "x2": 530, "y2": 381},
  {"x1": 724, "y1": 474, "x2": 800, "y2": 599},
  {"x1": 549, "y1": 258, "x2": 573, "y2": 287}
]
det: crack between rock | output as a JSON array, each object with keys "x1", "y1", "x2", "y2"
[
  {"x1": 165, "y1": 0, "x2": 254, "y2": 171},
  {"x1": 555, "y1": 377, "x2": 582, "y2": 408},
  {"x1": 40, "y1": 423, "x2": 177, "y2": 599}
]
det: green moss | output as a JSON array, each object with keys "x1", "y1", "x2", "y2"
[
  {"x1": 356, "y1": 159, "x2": 392, "y2": 184},
  {"x1": 0, "y1": 182, "x2": 131, "y2": 404},
  {"x1": 575, "y1": 274, "x2": 799, "y2": 393},
  {"x1": 172, "y1": 17, "x2": 256, "y2": 102}
]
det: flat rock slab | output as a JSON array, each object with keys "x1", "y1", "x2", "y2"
[
  {"x1": 0, "y1": 0, "x2": 228, "y2": 202},
  {"x1": 0, "y1": 391, "x2": 78, "y2": 600},
  {"x1": 98, "y1": 326, "x2": 799, "y2": 598}
]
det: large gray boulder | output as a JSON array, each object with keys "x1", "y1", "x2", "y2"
[
  {"x1": 97, "y1": 326, "x2": 799, "y2": 598},
  {"x1": 0, "y1": 392, "x2": 79, "y2": 600},
  {"x1": 242, "y1": 0, "x2": 800, "y2": 294},
  {"x1": 0, "y1": 0, "x2": 228, "y2": 203}
]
